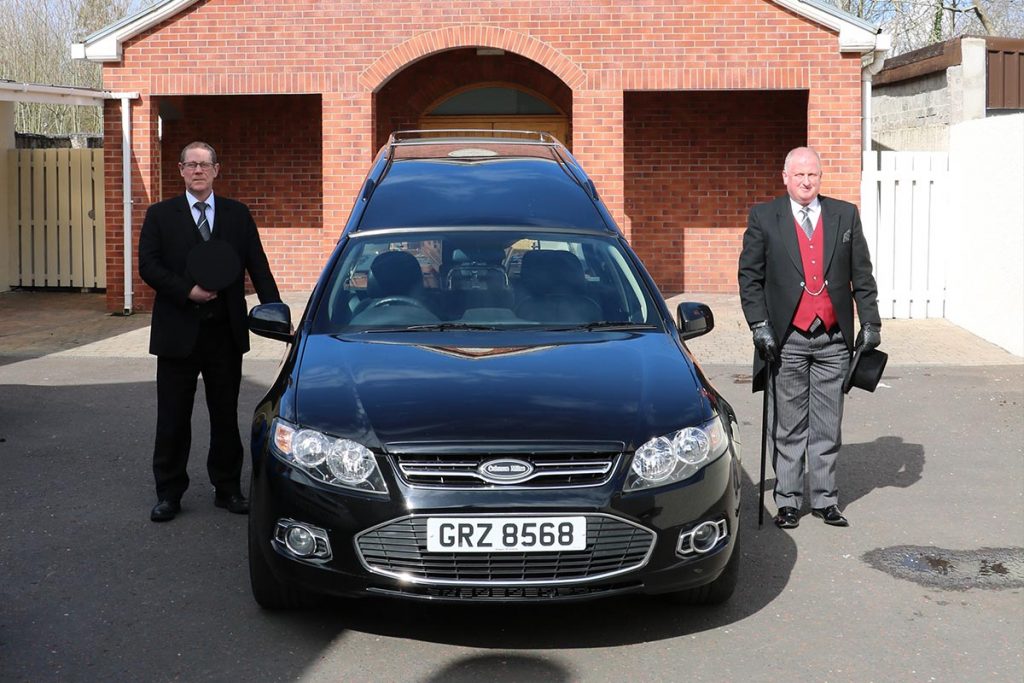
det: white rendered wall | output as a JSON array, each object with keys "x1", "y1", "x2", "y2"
[{"x1": 946, "y1": 113, "x2": 1024, "y2": 357}]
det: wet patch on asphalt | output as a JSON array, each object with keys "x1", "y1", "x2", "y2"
[{"x1": 863, "y1": 546, "x2": 1024, "y2": 591}]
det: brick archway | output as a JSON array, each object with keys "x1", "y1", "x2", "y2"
[
  {"x1": 373, "y1": 49, "x2": 574, "y2": 151},
  {"x1": 359, "y1": 25, "x2": 587, "y2": 93}
]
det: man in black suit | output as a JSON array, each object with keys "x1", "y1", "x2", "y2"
[
  {"x1": 139, "y1": 141, "x2": 281, "y2": 522},
  {"x1": 737, "y1": 147, "x2": 881, "y2": 529}
]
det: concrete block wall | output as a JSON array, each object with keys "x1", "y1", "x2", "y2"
[
  {"x1": 872, "y1": 71, "x2": 953, "y2": 151},
  {"x1": 98, "y1": 0, "x2": 866, "y2": 310},
  {"x1": 871, "y1": 37, "x2": 988, "y2": 152}
]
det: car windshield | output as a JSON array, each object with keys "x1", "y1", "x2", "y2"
[{"x1": 311, "y1": 230, "x2": 660, "y2": 333}]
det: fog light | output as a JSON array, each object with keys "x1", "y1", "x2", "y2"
[
  {"x1": 286, "y1": 526, "x2": 316, "y2": 557},
  {"x1": 274, "y1": 519, "x2": 332, "y2": 561},
  {"x1": 676, "y1": 518, "x2": 728, "y2": 557},
  {"x1": 690, "y1": 521, "x2": 720, "y2": 554}
]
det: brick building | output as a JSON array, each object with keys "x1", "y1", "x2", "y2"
[{"x1": 73, "y1": 0, "x2": 887, "y2": 313}]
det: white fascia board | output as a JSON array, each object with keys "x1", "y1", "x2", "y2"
[
  {"x1": 71, "y1": 0, "x2": 200, "y2": 63},
  {"x1": 0, "y1": 81, "x2": 139, "y2": 106},
  {"x1": 774, "y1": 0, "x2": 881, "y2": 53},
  {"x1": 0, "y1": 81, "x2": 106, "y2": 106}
]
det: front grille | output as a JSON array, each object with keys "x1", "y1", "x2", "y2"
[
  {"x1": 356, "y1": 514, "x2": 655, "y2": 585},
  {"x1": 389, "y1": 442, "x2": 623, "y2": 489}
]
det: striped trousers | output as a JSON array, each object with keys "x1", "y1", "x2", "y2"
[{"x1": 767, "y1": 326, "x2": 850, "y2": 510}]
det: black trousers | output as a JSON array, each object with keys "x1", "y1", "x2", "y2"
[{"x1": 152, "y1": 320, "x2": 244, "y2": 502}]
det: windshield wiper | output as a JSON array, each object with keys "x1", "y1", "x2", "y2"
[
  {"x1": 544, "y1": 321, "x2": 660, "y2": 332},
  {"x1": 359, "y1": 322, "x2": 499, "y2": 333}
]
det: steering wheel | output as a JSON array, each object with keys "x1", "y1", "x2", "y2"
[{"x1": 368, "y1": 295, "x2": 429, "y2": 310}]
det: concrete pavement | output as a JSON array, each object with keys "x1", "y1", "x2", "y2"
[{"x1": 0, "y1": 289, "x2": 1020, "y2": 366}]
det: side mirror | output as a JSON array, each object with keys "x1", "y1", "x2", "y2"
[
  {"x1": 248, "y1": 302, "x2": 293, "y2": 343},
  {"x1": 676, "y1": 302, "x2": 715, "y2": 340}
]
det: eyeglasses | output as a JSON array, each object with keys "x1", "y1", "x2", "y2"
[{"x1": 181, "y1": 161, "x2": 215, "y2": 170}]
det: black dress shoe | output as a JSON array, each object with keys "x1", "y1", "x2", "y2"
[
  {"x1": 214, "y1": 492, "x2": 249, "y2": 515},
  {"x1": 151, "y1": 499, "x2": 181, "y2": 522},
  {"x1": 774, "y1": 506, "x2": 800, "y2": 529},
  {"x1": 812, "y1": 505, "x2": 849, "y2": 527}
]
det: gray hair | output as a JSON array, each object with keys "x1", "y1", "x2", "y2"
[
  {"x1": 784, "y1": 146, "x2": 821, "y2": 172},
  {"x1": 180, "y1": 141, "x2": 218, "y2": 164}
]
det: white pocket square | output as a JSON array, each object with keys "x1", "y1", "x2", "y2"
[{"x1": 842, "y1": 230, "x2": 852, "y2": 243}]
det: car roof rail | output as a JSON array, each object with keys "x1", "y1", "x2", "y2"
[{"x1": 388, "y1": 129, "x2": 560, "y2": 147}]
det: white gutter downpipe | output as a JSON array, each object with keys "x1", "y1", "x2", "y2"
[
  {"x1": 120, "y1": 95, "x2": 133, "y2": 313},
  {"x1": 861, "y1": 33, "x2": 892, "y2": 152},
  {"x1": 862, "y1": 79, "x2": 872, "y2": 151}
]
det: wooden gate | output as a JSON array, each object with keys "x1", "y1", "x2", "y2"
[
  {"x1": 4, "y1": 148, "x2": 105, "y2": 289},
  {"x1": 861, "y1": 151, "x2": 949, "y2": 319}
]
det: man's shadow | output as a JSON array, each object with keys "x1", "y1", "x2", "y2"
[
  {"x1": 839, "y1": 435, "x2": 925, "y2": 507},
  {"x1": 759, "y1": 436, "x2": 924, "y2": 510}
]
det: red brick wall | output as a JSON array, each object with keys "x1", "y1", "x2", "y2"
[
  {"x1": 625, "y1": 90, "x2": 808, "y2": 294},
  {"x1": 99, "y1": 0, "x2": 866, "y2": 312},
  {"x1": 160, "y1": 94, "x2": 323, "y2": 300}
]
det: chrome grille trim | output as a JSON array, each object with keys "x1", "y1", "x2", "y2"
[
  {"x1": 398, "y1": 459, "x2": 613, "y2": 487},
  {"x1": 355, "y1": 513, "x2": 655, "y2": 586},
  {"x1": 387, "y1": 442, "x2": 624, "y2": 489}
]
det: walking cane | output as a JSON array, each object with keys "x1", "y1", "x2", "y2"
[{"x1": 758, "y1": 359, "x2": 774, "y2": 528}]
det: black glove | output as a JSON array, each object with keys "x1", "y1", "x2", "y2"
[
  {"x1": 856, "y1": 323, "x2": 881, "y2": 351},
  {"x1": 751, "y1": 321, "x2": 779, "y2": 364}
]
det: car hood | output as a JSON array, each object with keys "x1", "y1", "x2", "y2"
[{"x1": 291, "y1": 331, "x2": 711, "y2": 449}]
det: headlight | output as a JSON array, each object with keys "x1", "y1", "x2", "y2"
[
  {"x1": 271, "y1": 419, "x2": 388, "y2": 494},
  {"x1": 625, "y1": 415, "x2": 729, "y2": 492}
]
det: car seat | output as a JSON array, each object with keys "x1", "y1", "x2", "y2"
[
  {"x1": 513, "y1": 250, "x2": 602, "y2": 322},
  {"x1": 351, "y1": 250, "x2": 427, "y2": 316}
]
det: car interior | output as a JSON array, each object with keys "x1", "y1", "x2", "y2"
[{"x1": 317, "y1": 232, "x2": 652, "y2": 331}]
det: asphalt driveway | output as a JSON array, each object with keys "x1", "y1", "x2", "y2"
[{"x1": 0, "y1": 290, "x2": 1021, "y2": 682}]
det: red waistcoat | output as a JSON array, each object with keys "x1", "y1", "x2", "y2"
[{"x1": 791, "y1": 214, "x2": 837, "y2": 332}]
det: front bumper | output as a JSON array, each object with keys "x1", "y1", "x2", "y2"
[{"x1": 250, "y1": 448, "x2": 741, "y2": 603}]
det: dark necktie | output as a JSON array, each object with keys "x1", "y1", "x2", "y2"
[
  {"x1": 194, "y1": 201, "x2": 211, "y2": 241},
  {"x1": 799, "y1": 206, "x2": 813, "y2": 239}
]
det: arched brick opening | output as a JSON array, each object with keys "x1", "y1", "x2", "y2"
[{"x1": 373, "y1": 48, "x2": 573, "y2": 152}]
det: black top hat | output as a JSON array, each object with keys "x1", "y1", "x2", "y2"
[
  {"x1": 843, "y1": 346, "x2": 888, "y2": 394},
  {"x1": 186, "y1": 239, "x2": 242, "y2": 291}
]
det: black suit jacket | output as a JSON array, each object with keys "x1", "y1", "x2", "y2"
[
  {"x1": 139, "y1": 194, "x2": 281, "y2": 358},
  {"x1": 737, "y1": 194, "x2": 880, "y2": 391}
]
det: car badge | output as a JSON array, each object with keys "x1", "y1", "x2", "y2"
[{"x1": 479, "y1": 458, "x2": 534, "y2": 484}]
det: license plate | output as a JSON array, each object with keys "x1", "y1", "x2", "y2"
[{"x1": 426, "y1": 516, "x2": 587, "y2": 553}]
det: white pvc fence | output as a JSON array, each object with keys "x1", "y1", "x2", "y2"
[{"x1": 860, "y1": 150, "x2": 949, "y2": 319}]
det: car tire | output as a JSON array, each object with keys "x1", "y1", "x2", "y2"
[
  {"x1": 668, "y1": 530, "x2": 741, "y2": 605},
  {"x1": 247, "y1": 498, "x2": 311, "y2": 610}
]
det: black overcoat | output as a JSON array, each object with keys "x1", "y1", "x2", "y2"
[
  {"x1": 138, "y1": 195, "x2": 281, "y2": 358},
  {"x1": 737, "y1": 194, "x2": 880, "y2": 392}
]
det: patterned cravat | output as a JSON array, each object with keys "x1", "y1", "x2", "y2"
[
  {"x1": 194, "y1": 201, "x2": 211, "y2": 241},
  {"x1": 799, "y1": 206, "x2": 813, "y2": 239}
]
